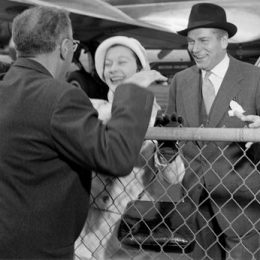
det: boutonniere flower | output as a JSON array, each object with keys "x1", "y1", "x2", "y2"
[{"x1": 228, "y1": 100, "x2": 245, "y2": 117}]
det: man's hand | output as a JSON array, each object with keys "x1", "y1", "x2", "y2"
[
  {"x1": 236, "y1": 113, "x2": 260, "y2": 128},
  {"x1": 154, "y1": 113, "x2": 185, "y2": 185},
  {"x1": 155, "y1": 113, "x2": 183, "y2": 162},
  {"x1": 124, "y1": 70, "x2": 167, "y2": 88},
  {"x1": 159, "y1": 154, "x2": 185, "y2": 185},
  {"x1": 233, "y1": 111, "x2": 260, "y2": 148}
]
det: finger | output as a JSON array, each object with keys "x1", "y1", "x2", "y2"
[
  {"x1": 80, "y1": 49, "x2": 87, "y2": 56},
  {"x1": 141, "y1": 140, "x2": 155, "y2": 152},
  {"x1": 245, "y1": 141, "x2": 253, "y2": 149},
  {"x1": 148, "y1": 70, "x2": 167, "y2": 80},
  {"x1": 170, "y1": 113, "x2": 177, "y2": 122},
  {"x1": 177, "y1": 116, "x2": 184, "y2": 124},
  {"x1": 243, "y1": 115, "x2": 260, "y2": 128},
  {"x1": 154, "y1": 73, "x2": 168, "y2": 82},
  {"x1": 125, "y1": 70, "x2": 167, "y2": 88},
  {"x1": 248, "y1": 121, "x2": 260, "y2": 128},
  {"x1": 240, "y1": 114, "x2": 259, "y2": 123}
]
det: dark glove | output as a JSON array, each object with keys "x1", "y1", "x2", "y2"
[
  {"x1": 155, "y1": 113, "x2": 183, "y2": 162},
  {"x1": 155, "y1": 113, "x2": 183, "y2": 128}
]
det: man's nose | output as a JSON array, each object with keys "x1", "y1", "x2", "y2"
[{"x1": 190, "y1": 41, "x2": 201, "y2": 53}]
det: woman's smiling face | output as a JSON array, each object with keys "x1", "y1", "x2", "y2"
[{"x1": 103, "y1": 45, "x2": 139, "y2": 90}]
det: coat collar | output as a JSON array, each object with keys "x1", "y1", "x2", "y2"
[
  {"x1": 208, "y1": 56, "x2": 244, "y2": 127},
  {"x1": 13, "y1": 58, "x2": 53, "y2": 78},
  {"x1": 182, "y1": 57, "x2": 244, "y2": 127}
]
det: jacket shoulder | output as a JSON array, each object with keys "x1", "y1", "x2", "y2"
[
  {"x1": 174, "y1": 64, "x2": 198, "y2": 78},
  {"x1": 230, "y1": 56, "x2": 260, "y2": 74}
]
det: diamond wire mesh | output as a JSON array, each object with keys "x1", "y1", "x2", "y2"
[{"x1": 74, "y1": 127, "x2": 260, "y2": 260}]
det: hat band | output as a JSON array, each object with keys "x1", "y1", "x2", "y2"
[{"x1": 188, "y1": 20, "x2": 226, "y2": 28}]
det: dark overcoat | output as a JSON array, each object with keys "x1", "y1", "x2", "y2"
[{"x1": 0, "y1": 58, "x2": 154, "y2": 258}]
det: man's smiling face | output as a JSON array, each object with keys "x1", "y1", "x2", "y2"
[{"x1": 187, "y1": 28, "x2": 228, "y2": 71}]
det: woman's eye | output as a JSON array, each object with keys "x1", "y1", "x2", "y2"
[{"x1": 104, "y1": 62, "x2": 111, "y2": 67}]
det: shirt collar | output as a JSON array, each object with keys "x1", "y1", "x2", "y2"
[{"x1": 202, "y1": 54, "x2": 230, "y2": 79}]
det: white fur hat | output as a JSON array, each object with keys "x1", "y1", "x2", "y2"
[{"x1": 95, "y1": 36, "x2": 150, "y2": 81}]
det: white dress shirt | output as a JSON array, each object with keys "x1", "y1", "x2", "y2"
[{"x1": 202, "y1": 54, "x2": 230, "y2": 95}]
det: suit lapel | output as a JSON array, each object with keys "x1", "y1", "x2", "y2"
[
  {"x1": 208, "y1": 57, "x2": 244, "y2": 127},
  {"x1": 182, "y1": 66, "x2": 202, "y2": 127}
]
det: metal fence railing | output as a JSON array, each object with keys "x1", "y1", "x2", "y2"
[{"x1": 74, "y1": 127, "x2": 260, "y2": 260}]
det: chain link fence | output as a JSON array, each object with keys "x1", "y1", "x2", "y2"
[{"x1": 74, "y1": 127, "x2": 260, "y2": 260}]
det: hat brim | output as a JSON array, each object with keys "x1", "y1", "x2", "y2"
[{"x1": 177, "y1": 22, "x2": 237, "y2": 38}]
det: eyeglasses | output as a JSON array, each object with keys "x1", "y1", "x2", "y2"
[
  {"x1": 72, "y1": 40, "x2": 80, "y2": 52},
  {"x1": 61, "y1": 38, "x2": 80, "y2": 53}
]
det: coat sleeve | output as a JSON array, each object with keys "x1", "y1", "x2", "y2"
[{"x1": 50, "y1": 83, "x2": 154, "y2": 177}]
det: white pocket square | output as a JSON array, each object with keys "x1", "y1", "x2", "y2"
[{"x1": 228, "y1": 100, "x2": 245, "y2": 117}]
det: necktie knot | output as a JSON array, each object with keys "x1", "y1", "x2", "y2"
[{"x1": 204, "y1": 70, "x2": 211, "y2": 81}]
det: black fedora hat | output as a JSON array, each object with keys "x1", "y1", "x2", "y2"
[{"x1": 178, "y1": 3, "x2": 237, "y2": 38}]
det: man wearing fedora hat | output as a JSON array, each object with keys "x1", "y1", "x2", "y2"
[{"x1": 166, "y1": 2, "x2": 260, "y2": 260}]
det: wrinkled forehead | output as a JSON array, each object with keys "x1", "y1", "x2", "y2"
[{"x1": 187, "y1": 28, "x2": 217, "y2": 39}]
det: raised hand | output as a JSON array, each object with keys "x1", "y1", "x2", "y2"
[
  {"x1": 155, "y1": 113, "x2": 183, "y2": 162},
  {"x1": 124, "y1": 70, "x2": 167, "y2": 88}
]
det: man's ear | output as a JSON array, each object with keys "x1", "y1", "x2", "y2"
[
  {"x1": 221, "y1": 34, "x2": 229, "y2": 49},
  {"x1": 60, "y1": 39, "x2": 69, "y2": 60}
]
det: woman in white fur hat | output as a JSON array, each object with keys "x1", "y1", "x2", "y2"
[
  {"x1": 91, "y1": 36, "x2": 159, "y2": 124},
  {"x1": 74, "y1": 36, "x2": 161, "y2": 259},
  {"x1": 74, "y1": 36, "x2": 184, "y2": 259},
  {"x1": 95, "y1": 36, "x2": 150, "y2": 102}
]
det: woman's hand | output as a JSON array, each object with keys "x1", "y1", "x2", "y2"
[{"x1": 135, "y1": 140, "x2": 156, "y2": 168}]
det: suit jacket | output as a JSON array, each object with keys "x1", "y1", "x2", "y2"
[
  {"x1": 0, "y1": 58, "x2": 154, "y2": 258},
  {"x1": 166, "y1": 56, "x2": 260, "y2": 237}
]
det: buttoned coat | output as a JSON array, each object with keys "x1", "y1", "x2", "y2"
[
  {"x1": 166, "y1": 56, "x2": 260, "y2": 238},
  {"x1": 0, "y1": 58, "x2": 154, "y2": 258}
]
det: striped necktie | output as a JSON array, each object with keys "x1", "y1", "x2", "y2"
[{"x1": 202, "y1": 71, "x2": 215, "y2": 114}]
